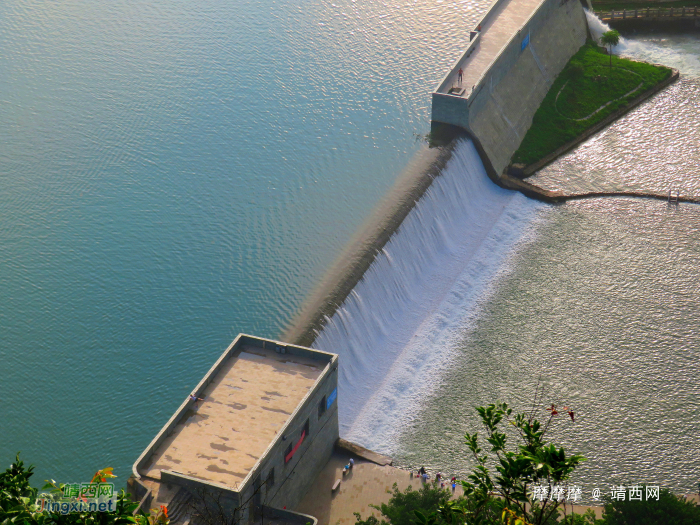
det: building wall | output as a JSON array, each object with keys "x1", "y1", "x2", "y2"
[
  {"x1": 238, "y1": 358, "x2": 340, "y2": 521},
  {"x1": 129, "y1": 334, "x2": 339, "y2": 525},
  {"x1": 432, "y1": 0, "x2": 589, "y2": 176}
]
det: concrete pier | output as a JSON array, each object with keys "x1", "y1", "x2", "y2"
[{"x1": 432, "y1": 0, "x2": 589, "y2": 176}]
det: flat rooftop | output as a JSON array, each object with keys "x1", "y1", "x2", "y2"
[
  {"x1": 436, "y1": 0, "x2": 543, "y2": 95},
  {"x1": 140, "y1": 345, "x2": 324, "y2": 487}
]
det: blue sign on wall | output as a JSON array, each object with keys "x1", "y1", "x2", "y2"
[
  {"x1": 327, "y1": 388, "x2": 337, "y2": 410},
  {"x1": 521, "y1": 33, "x2": 530, "y2": 51}
]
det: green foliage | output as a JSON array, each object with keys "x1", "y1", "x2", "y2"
[
  {"x1": 0, "y1": 453, "x2": 157, "y2": 525},
  {"x1": 0, "y1": 454, "x2": 36, "y2": 501},
  {"x1": 352, "y1": 403, "x2": 700, "y2": 525},
  {"x1": 598, "y1": 488, "x2": 700, "y2": 524},
  {"x1": 600, "y1": 30, "x2": 620, "y2": 48},
  {"x1": 354, "y1": 400, "x2": 591, "y2": 525},
  {"x1": 559, "y1": 509, "x2": 598, "y2": 525},
  {"x1": 511, "y1": 42, "x2": 672, "y2": 166},
  {"x1": 600, "y1": 31, "x2": 620, "y2": 67},
  {"x1": 451, "y1": 401, "x2": 584, "y2": 525},
  {"x1": 354, "y1": 483, "x2": 453, "y2": 525}
]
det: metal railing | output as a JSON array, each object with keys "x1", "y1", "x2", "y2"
[{"x1": 599, "y1": 6, "x2": 699, "y2": 19}]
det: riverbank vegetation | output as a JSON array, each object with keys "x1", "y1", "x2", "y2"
[
  {"x1": 510, "y1": 41, "x2": 672, "y2": 168},
  {"x1": 354, "y1": 484, "x2": 700, "y2": 525},
  {"x1": 0, "y1": 456, "x2": 165, "y2": 525},
  {"x1": 356, "y1": 401, "x2": 587, "y2": 525},
  {"x1": 353, "y1": 400, "x2": 700, "y2": 525}
]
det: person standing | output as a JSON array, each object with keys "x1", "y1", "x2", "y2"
[{"x1": 458, "y1": 68, "x2": 463, "y2": 84}]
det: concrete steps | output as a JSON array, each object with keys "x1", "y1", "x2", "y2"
[{"x1": 166, "y1": 488, "x2": 193, "y2": 525}]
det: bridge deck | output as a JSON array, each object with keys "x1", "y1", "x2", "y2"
[{"x1": 437, "y1": 0, "x2": 543, "y2": 96}]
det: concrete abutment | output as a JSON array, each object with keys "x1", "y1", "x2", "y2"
[{"x1": 431, "y1": 0, "x2": 590, "y2": 176}]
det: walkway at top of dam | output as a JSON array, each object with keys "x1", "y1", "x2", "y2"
[{"x1": 436, "y1": 0, "x2": 544, "y2": 97}]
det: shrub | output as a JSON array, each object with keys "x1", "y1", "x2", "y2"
[
  {"x1": 599, "y1": 487, "x2": 700, "y2": 525},
  {"x1": 354, "y1": 483, "x2": 454, "y2": 525}
]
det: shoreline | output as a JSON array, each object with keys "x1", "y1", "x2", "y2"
[
  {"x1": 499, "y1": 172, "x2": 700, "y2": 204},
  {"x1": 510, "y1": 66, "x2": 680, "y2": 177},
  {"x1": 282, "y1": 141, "x2": 458, "y2": 347}
]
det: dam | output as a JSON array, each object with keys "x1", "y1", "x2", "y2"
[
  {"x1": 309, "y1": 0, "x2": 593, "y2": 439},
  {"x1": 286, "y1": 0, "x2": 592, "y2": 350},
  {"x1": 3, "y1": 0, "x2": 700, "y2": 511},
  {"x1": 432, "y1": 0, "x2": 589, "y2": 175}
]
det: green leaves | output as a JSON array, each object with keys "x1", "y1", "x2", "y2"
[
  {"x1": 355, "y1": 483, "x2": 452, "y2": 525},
  {"x1": 600, "y1": 30, "x2": 621, "y2": 50},
  {"x1": 0, "y1": 455, "x2": 165, "y2": 525},
  {"x1": 464, "y1": 432, "x2": 481, "y2": 457},
  {"x1": 486, "y1": 432, "x2": 507, "y2": 453},
  {"x1": 457, "y1": 401, "x2": 585, "y2": 525}
]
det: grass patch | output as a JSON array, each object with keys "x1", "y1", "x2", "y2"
[
  {"x1": 511, "y1": 41, "x2": 671, "y2": 167},
  {"x1": 557, "y1": 66, "x2": 642, "y2": 119}
]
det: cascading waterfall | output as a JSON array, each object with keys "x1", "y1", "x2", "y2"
[
  {"x1": 313, "y1": 139, "x2": 545, "y2": 451},
  {"x1": 586, "y1": 9, "x2": 618, "y2": 44}
]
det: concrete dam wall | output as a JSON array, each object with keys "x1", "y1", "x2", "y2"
[
  {"x1": 286, "y1": 0, "x2": 590, "y2": 348},
  {"x1": 432, "y1": 0, "x2": 589, "y2": 176}
]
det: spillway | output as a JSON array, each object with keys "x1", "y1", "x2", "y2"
[{"x1": 313, "y1": 139, "x2": 544, "y2": 449}]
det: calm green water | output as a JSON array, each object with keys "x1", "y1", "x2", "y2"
[{"x1": 0, "y1": 0, "x2": 487, "y2": 485}]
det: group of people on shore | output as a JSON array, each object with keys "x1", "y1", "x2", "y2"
[{"x1": 414, "y1": 467, "x2": 459, "y2": 492}]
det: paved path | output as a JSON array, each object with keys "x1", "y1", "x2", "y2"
[
  {"x1": 295, "y1": 453, "x2": 464, "y2": 525},
  {"x1": 438, "y1": 0, "x2": 543, "y2": 95}
]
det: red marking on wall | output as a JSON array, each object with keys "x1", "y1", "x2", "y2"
[{"x1": 285, "y1": 430, "x2": 306, "y2": 463}]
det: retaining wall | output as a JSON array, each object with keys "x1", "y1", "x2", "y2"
[{"x1": 432, "y1": 0, "x2": 589, "y2": 175}]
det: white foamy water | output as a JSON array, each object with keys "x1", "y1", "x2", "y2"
[{"x1": 313, "y1": 140, "x2": 544, "y2": 448}]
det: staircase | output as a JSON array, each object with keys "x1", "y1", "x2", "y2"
[{"x1": 166, "y1": 488, "x2": 193, "y2": 525}]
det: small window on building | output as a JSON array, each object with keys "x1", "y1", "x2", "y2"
[
  {"x1": 318, "y1": 396, "x2": 326, "y2": 418},
  {"x1": 302, "y1": 419, "x2": 310, "y2": 438},
  {"x1": 267, "y1": 468, "x2": 275, "y2": 487}
]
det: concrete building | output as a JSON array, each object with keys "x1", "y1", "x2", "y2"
[{"x1": 128, "y1": 334, "x2": 339, "y2": 525}]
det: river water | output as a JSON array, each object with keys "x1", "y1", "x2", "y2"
[
  {"x1": 1, "y1": 0, "x2": 699, "y2": 501},
  {"x1": 0, "y1": 0, "x2": 489, "y2": 485},
  {"x1": 530, "y1": 15, "x2": 700, "y2": 195}
]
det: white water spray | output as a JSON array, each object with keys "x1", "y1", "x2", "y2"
[
  {"x1": 313, "y1": 139, "x2": 544, "y2": 450},
  {"x1": 585, "y1": 10, "x2": 700, "y2": 77}
]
